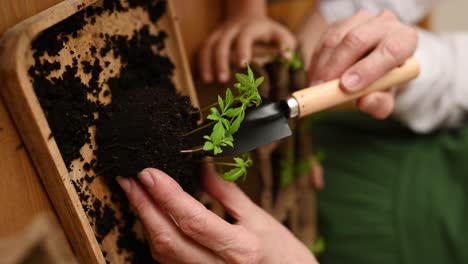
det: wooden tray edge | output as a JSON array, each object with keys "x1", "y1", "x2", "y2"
[{"x1": 0, "y1": 1, "x2": 113, "y2": 263}]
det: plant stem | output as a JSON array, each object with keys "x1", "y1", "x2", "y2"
[
  {"x1": 191, "y1": 102, "x2": 219, "y2": 114},
  {"x1": 107, "y1": 144, "x2": 137, "y2": 150},
  {"x1": 183, "y1": 122, "x2": 214, "y2": 137},
  {"x1": 203, "y1": 160, "x2": 238, "y2": 167},
  {"x1": 180, "y1": 146, "x2": 204, "y2": 154}
]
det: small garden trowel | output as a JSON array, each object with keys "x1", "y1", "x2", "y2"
[{"x1": 220, "y1": 57, "x2": 420, "y2": 156}]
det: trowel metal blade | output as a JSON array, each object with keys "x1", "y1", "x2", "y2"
[{"x1": 219, "y1": 102, "x2": 292, "y2": 156}]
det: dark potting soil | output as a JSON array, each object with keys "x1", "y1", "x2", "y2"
[{"x1": 29, "y1": 1, "x2": 200, "y2": 262}]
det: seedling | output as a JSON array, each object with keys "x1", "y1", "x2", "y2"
[
  {"x1": 309, "y1": 236, "x2": 325, "y2": 255},
  {"x1": 210, "y1": 153, "x2": 253, "y2": 181},
  {"x1": 202, "y1": 64, "x2": 263, "y2": 155},
  {"x1": 279, "y1": 50, "x2": 303, "y2": 70},
  {"x1": 183, "y1": 64, "x2": 264, "y2": 181}
]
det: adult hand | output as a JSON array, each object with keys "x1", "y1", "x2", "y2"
[
  {"x1": 199, "y1": 15, "x2": 296, "y2": 83},
  {"x1": 308, "y1": 10, "x2": 418, "y2": 119},
  {"x1": 116, "y1": 164, "x2": 317, "y2": 263}
]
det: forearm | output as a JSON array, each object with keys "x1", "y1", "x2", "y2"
[
  {"x1": 393, "y1": 30, "x2": 468, "y2": 132},
  {"x1": 225, "y1": 0, "x2": 267, "y2": 18}
]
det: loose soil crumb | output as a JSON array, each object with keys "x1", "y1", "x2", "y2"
[{"x1": 28, "y1": 0, "x2": 200, "y2": 262}]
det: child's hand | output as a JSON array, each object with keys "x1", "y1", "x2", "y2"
[{"x1": 199, "y1": 15, "x2": 296, "y2": 83}]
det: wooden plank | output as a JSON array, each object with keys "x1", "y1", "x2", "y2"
[
  {"x1": 0, "y1": 0, "x2": 71, "y2": 250},
  {"x1": 0, "y1": 96, "x2": 63, "y2": 237},
  {"x1": 0, "y1": 0, "x2": 62, "y2": 34},
  {"x1": 0, "y1": 0, "x2": 199, "y2": 262},
  {"x1": 0, "y1": 214, "x2": 77, "y2": 264}
]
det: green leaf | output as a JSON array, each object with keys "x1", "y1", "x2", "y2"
[
  {"x1": 210, "y1": 122, "x2": 225, "y2": 144},
  {"x1": 221, "y1": 118, "x2": 231, "y2": 130},
  {"x1": 233, "y1": 157, "x2": 244, "y2": 166},
  {"x1": 289, "y1": 52, "x2": 303, "y2": 70},
  {"x1": 203, "y1": 141, "x2": 214, "y2": 151},
  {"x1": 222, "y1": 167, "x2": 246, "y2": 181},
  {"x1": 207, "y1": 107, "x2": 221, "y2": 121},
  {"x1": 243, "y1": 153, "x2": 253, "y2": 167},
  {"x1": 214, "y1": 146, "x2": 222, "y2": 155},
  {"x1": 225, "y1": 135, "x2": 234, "y2": 141},
  {"x1": 207, "y1": 115, "x2": 219, "y2": 121},
  {"x1": 224, "y1": 107, "x2": 242, "y2": 118},
  {"x1": 220, "y1": 135, "x2": 234, "y2": 148},
  {"x1": 247, "y1": 64, "x2": 254, "y2": 82},
  {"x1": 228, "y1": 110, "x2": 245, "y2": 135},
  {"x1": 254, "y1": 76, "x2": 264, "y2": 88},
  {"x1": 247, "y1": 93, "x2": 262, "y2": 107},
  {"x1": 235, "y1": 73, "x2": 251, "y2": 90},
  {"x1": 210, "y1": 107, "x2": 220, "y2": 115},
  {"x1": 309, "y1": 237, "x2": 326, "y2": 255},
  {"x1": 222, "y1": 139, "x2": 234, "y2": 147},
  {"x1": 218, "y1": 96, "x2": 225, "y2": 112},
  {"x1": 225, "y1": 88, "x2": 234, "y2": 108}
]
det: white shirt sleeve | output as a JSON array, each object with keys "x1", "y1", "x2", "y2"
[
  {"x1": 393, "y1": 30, "x2": 468, "y2": 133},
  {"x1": 319, "y1": 0, "x2": 439, "y2": 24}
]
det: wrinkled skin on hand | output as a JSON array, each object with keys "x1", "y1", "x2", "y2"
[
  {"x1": 307, "y1": 10, "x2": 417, "y2": 119},
  {"x1": 117, "y1": 163, "x2": 318, "y2": 263}
]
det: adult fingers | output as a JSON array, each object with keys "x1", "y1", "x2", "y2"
[
  {"x1": 356, "y1": 89, "x2": 395, "y2": 119},
  {"x1": 201, "y1": 162, "x2": 258, "y2": 221},
  {"x1": 137, "y1": 168, "x2": 259, "y2": 263},
  {"x1": 199, "y1": 31, "x2": 221, "y2": 83},
  {"x1": 314, "y1": 12, "x2": 396, "y2": 85},
  {"x1": 340, "y1": 20, "x2": 417, "y2": 92},
  {"x1": 215, "y1": 26, "x2": 240, "y2": 82},
  {"x1": 308, "y1": 10, "x2": 371, "y2": 84},
  {"x1": 116, "y1": 177, "x2": 222, "y2": 263}
]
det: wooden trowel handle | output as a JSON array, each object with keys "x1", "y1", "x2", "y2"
[{"x1": 291, "y1": 57, "x2": 420, "y2": 118}]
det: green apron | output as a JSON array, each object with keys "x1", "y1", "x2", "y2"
[{"x1": 312, "y1": 111, "x2": 468, "y2": 264}]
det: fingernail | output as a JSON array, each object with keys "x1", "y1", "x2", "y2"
[
  {"x1": 219, "y1": 72, "x2": 229, "y2": 82},
  {"x1": 342, "y1": 73, "x2": 361, "y2": 91},
  {"x1": 239, "y1": 59, "x2": 247, "y2": 67},
  {"x1": 138, "y1": 170, "x2": 154, "y2": 187},
  {"x1": 203, "y1": 74, "x2": 212, "y2": 83},
  {"x1": 116, "y1": 176, "x2": 132, "y2": 193},
  {"x1": 283, "y1": 49, "x2": 293, "y2": 60}
]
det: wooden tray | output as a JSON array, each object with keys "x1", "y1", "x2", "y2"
[{"x1": 0, "y1": 0, "x2": 198, "y2": 263}]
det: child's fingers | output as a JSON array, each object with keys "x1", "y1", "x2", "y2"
[
  {"x1": 199, "y1": 31, "x2": 221, "y2": 83},
  {"x1": 215, "y1": 27, "x2": 240, "y2": 82}
]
